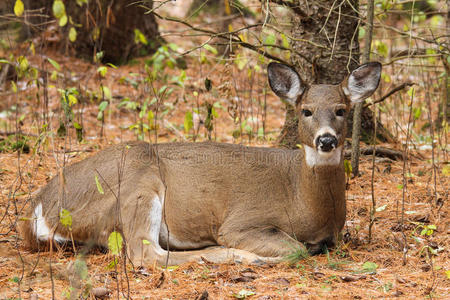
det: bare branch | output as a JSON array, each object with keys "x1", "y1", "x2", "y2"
[
  {"x1": 152, "y1": 11, "x2": 290, "y2": 65},
  {"x1": 364, "y1": 82, "x2": 415, "y2": 108}
]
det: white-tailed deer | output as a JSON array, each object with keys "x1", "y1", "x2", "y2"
[{"x1": 20, "y1": 62, "x2": 381, "y2": 265}]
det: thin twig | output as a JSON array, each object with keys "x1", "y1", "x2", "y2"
[
  {"x1": 364, "y1": 82, "x2": 415, "y2": 108},
  {"x1": 152, "y1": 12, "x2": 290, "y2": 65}
]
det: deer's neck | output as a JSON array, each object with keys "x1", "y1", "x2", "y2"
[{"x1": 289, "y1": 147, "x2": 346, "y2": 238}]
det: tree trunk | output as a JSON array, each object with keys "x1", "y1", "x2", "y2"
[
  {"x1": 277, "y1": 0, "x2": 391, "y2": 148},
  {"x1": 21, "y1": 0, "x2": 161, "y2": 64}
]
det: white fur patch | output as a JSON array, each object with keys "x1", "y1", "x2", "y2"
[
  {"x1": 148, "y1": 195, "x2": 165, "y2": 255},
  {"x1": 304, "y1": 145, "x2": 343, "y2": 167},
  {"x1": 160, "y1": 222, "x2": 214, "y2": 250},
  {"x1": 32, "y1": 203, "x2": 67, "y2": 243},
  {"x1": 285, "y1": 73, "x2": 302, "y2": 105}
]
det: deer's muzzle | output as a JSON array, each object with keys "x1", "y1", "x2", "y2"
[{"x1": 315, "y1": 134, "x2": 338, "y2": 152}]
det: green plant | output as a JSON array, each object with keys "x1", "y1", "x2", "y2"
[
  {"x1": 283, "y1": 243, "x2": 309, "y2": 265},
  {"x1": 325, "y1": 249, "x2": 350, "y2": 270},
  {"x1": 0, "y1": 134, "x2": 30, "y2": 153},
  {"x1": 412, "y1": 222, "x2": 437, "y2": 237},
  {"x1": 353, "y1": 261, "x2": 378, "y2": 274}
]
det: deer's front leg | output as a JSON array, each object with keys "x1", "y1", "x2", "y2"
[{"x1": 218, "y1": 225, "x2": 306, "y2": 259}]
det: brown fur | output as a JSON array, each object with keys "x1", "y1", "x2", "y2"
[{"x1": 20, "y1": 62, "x2": 381, "y2": 265}]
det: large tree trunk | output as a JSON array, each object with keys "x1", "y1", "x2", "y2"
[
  {"x1": 276, "y1": 0, "x2": 392, "y2": 148},
  {"x1": 21, "y1": 0, "x2": 161, "y2": 64}
]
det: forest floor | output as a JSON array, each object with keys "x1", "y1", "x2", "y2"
[{"x1": 0, "y1": 8, "x2": 449, "y2": 299}]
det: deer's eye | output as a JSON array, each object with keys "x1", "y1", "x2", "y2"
[
  {"x1": 302, "y1": 109, "x2": 312, "y2": 117},
  {"x1": 336, "y1": 109, "x2": 346, "y2": 117}
]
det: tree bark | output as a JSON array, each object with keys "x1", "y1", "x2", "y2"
[{"x1": 20, "y1": 0, "x2": 161, "y2": 64}]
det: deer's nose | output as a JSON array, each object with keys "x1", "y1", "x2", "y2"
[{"x1": 316, "y1": 134, "x2": 338, "y2": 152}]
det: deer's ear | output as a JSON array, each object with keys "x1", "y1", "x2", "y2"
[
  {"x1": 268, "y1": 62, "x2": 305, "y2": 106},
  {"x1": 342, "y1": 62, "x2": 381, "y2": 103}
]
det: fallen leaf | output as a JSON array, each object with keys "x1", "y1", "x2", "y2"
[
  {"x1": 340, "y1": 275, "x2": 360, "y2": 282},
  {"x1": 274, "y1": 277, "x2": 290, "y2": 285},
  {"x1": 396, "y1": 276, "x2": 406, "y2": 284},
  {"x1": 92, "y1": 287, "x2": 110, "y2": 298}
]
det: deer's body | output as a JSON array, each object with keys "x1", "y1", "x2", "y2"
[{"x1": 21, "y1": 62, "x2": 381, "y2": 265}]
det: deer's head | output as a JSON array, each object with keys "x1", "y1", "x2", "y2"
[{"x1": 268, "y1": 62, "x2": 381, "y2": 167}]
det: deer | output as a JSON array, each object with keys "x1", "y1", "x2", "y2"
[{"x1": 20, "y1": 61, "x2": 381, "y2": 266}]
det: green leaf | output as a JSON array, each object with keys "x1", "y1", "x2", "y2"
[
  {"x1": 134, "y1": 29, "x2": 148, "y2": 45},
  {"x1": 358, "y1": 27, "x2": 365, "y2": 39},
  {"x1": 94, "y1": 175, "x2": 104, "y2": 194},
  {"x1": 344, "y1": 160, "x2": 352, "y2": 177},
  {"x1": 97, "y1": 66, "x2": 108, "y2": 77},
  {"x1": 166, "y1": 265, "x2": 179, "y2": 271},
  {"x1": 76, "y1": 0, "x2": 88, "y2": 6},
  {"x1": 167, "y1": 43, "x2": 178, "y2": 51},
  {"x1": 68, "y1": 94, "x2": 77, "y2": 106},
  {"x1": 108, "y1": 231, "x2": 123, "y2": 256},
  {"x1": 281, "y1": 33, "x2": 289, "y2": 48},
  {"x1": 18, "y1": 56, "x2": 29, "y2": 72},
  {"x1": 52, "y1": 0, "x2": 66, "y2": 19},
  {"x1": 107, "y1": 257, "x2": 119, "y2": 269},
  {"x1": 58, "y1": 14, "x2": 67, "y2": 27},
  {"x1": 442, "y1": 165, "x2": 450, "y2": 176},
  {"x1": 203, "y1": 44, "x2": 218, "y2": 55},
  {"x1": 101, "y1": 86, "x2": 111, "y2": 100},
  {"x1": 47, "y1": 57, "x2": 61, "y2": 71},
  {"x1": 74, "y1": 122, "x2": 83, "y2": 142},
  {"x1": 69, "y1": 27, "x2": 77, "y2": 42},
  {"x1": 445, "y1": 270, "x2": 450, "y2": 279},
  {"x1": 11, "y1": 81, "x2": 17, "y2": 93},
  {"x1": 142, "y1": 239, "x2": 150, "y2": 245},
  {"x1": 235, "y1": 53, "x2": 247, "y2": 70},
  {"x1": 59, "y1": 209, "x2": 72, "y2": 228},
  {"x1": 264, "y1": 34, "x2": 276, "y2": 46},
  {"x1": 98, "y1": 100, "x2": 108, "y2": 112},
  {"x1": 92, "y1": 27, "x2": 100, "y2": 41},
  {"x1": 14, "y1": 0, "x2": 24, "y2": 17},
  {"x1": 184, "y1": 111, "x2": 193, "y2": 133},
  {"x1": 413, "y1": 107, "x2": 421, "y2": 120},
  {"x1": 376, "y1": 41, "x2": 388, "y2": 58},
  {"x1": 381, "y1": 72, "x2": 391, "y2": 83},
  {"x1": 50, "y1": 70, "x2": 58, "y2": 81}
]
